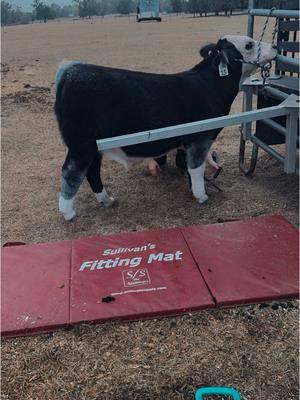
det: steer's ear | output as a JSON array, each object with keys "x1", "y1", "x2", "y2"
[
  {"x1": 200, "y1": 43, "x2": 217, "y2": 59},
  {"x1": 212, "y1": 38, "x2": 231, "y2": 68},
  {"x1": 212, "y1": 50, "x2": 230, "y2": 70},
  {"x1": 211, "y1": 40, "x2": 231, "y2": 74}
]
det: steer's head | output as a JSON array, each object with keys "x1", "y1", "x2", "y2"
[{"x1": 200, "y1": 35, "x2": 277, "y2": 87}]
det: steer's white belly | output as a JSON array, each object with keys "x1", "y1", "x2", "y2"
[{"x1": 101, "y1": 148, "x2": 149, "y2": 170}]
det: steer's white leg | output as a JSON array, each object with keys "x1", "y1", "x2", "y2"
[
  {"x1": 95, "y1": 188, "x2": 115, "y2": 208},
  {"x1": 188, "y1": 162, "x2": 208, "y2": 203},
  {"x1": 59, "y1": 194, "x2": 76, "y2": 221}
]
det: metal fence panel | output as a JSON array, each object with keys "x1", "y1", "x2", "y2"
[
  {"x1": 97, "y1": 106, "x2": 289, "y2": 151},
  {"x1": 249, "y1": 9, "x2": 300, "y2": 18}
]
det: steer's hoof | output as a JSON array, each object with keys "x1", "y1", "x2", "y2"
[
  {"x1": 197, "y1": 194, "x2": 208, "y2": 204},
  {"x1": 95, "y1": 190, "x2": 115, "y2": 208},
  {"x1": 102, "y1": 196, "x2": 115, "y2": 208},
  {"x1": 61, "y1": 209, "x2": 76, "y2": 221}
]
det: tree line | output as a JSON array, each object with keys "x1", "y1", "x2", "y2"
[
  {"x1": 170, "y1": 0, "x2": 298, "y2": 16},
  {"x1": 1, "y1": 0, "x2": 78, "y2": 25},
  {"x1": 1, "y1": 0, "x2": 298, "y2": 25}
]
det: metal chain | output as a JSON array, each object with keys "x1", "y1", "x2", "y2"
[{"x1": 260, "y1": 61, "x2": 272, "y2": 87}]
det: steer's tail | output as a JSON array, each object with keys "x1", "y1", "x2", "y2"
[{"x1": 54, "y1": 60, "x2": 83, "y2": 131}]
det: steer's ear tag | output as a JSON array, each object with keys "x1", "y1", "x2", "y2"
[{"x1": 218, "y1": 62, "x2": 229, "y2": 77}]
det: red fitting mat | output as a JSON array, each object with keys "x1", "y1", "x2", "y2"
[
  {"x1": 182, "y1": 215, "x2": 299, "y2": 306},
  {"x1": 1, "y1": 215, "x2": 299, "y2": 337},
  {"x1": 70, "y1": 228, "x2": 214, "y2": 324},
  {"x1": 1, "y1": 241, "x2": 71, "y2": 336}
]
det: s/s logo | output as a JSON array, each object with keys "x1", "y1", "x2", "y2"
[{"x1": 122, "y1": 269, "x2": 151, "y2": 287}]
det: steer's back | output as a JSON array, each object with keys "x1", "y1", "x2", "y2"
[{"x1": 54, "y1": 61, "x2": 224, "y2": 147}]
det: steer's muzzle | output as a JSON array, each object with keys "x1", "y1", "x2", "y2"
[{"x1": 258, "y1": 41, "x2": 278, "y2": 66}]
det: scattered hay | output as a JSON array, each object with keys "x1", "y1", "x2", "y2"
[
  {"x1": 2, "y1": 87, "x2": 53, "y2": 111},
  {"x1": 1, "y1": 62, "x2": 10, "y2": 74}
]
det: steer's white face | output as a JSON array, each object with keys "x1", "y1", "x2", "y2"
[
  {"x1": 222, "y1": 35, "x2": 277, "y2": 87},
  {"x1": 223, "y1": 35, "x2": 277, "y2": 67}
]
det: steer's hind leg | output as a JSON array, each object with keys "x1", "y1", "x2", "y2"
[
  {"x1": 86, "y1": 153, "x2": 115, "y2": 208},
  {"x1": 186, "y1": 138, "x2": 213, "y2": 204},
  {"x1": 59, "y1": 149, "x2": 93, "y2": 220}
]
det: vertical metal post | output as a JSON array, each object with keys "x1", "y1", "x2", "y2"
[
  {"x1": 241, "y1": 0, "x2": 255, "y2": 175},
  {"x1": 247, "y1": 0, "x2": 255, "y2": 37},
  {"x1": 284, "y1": 110, "x2": 298, "y2": 174},
  {"x1": 242, "y1": 86, "x2": 254, "y2": 140},
  {"x1": 239, "y1": 85, "x2": 259, "y2": 176},
  {"x1": 244, "y1": 0, "x2": 255, "y2": 143}
]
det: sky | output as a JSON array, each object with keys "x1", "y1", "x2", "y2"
[{"x1": 11, "y1": 0, "x2": 74, "y2": 11}]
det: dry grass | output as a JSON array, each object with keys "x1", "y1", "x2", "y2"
[
  {"x1": 1, "y1": 14, "x2": 299, "y2": 400},
  {"x1": 2, "y1": 304, "x2": 299, "y2": 400}
]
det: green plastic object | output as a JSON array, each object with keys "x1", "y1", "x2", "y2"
[{"x1": 195, "y1": 387, "x2": 241, "y2": 400}]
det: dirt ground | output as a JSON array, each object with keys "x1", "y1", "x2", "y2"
[{"x1": 1, "y1": 14, "x2": 299, "y2": 400}]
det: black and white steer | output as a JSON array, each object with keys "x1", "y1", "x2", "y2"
[{"x1": 54, "y1": 35, "x2": 277, "y2": 220}]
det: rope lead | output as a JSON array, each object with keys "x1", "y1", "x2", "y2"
[{"x1": 257, "y1": 7, "x2": 278, "y2": 88}]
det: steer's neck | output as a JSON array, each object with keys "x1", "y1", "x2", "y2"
[
  {"x1": 214, "y1": 69, "x2": 241, "y2": 110},
  {"x1": 218, "y1": 76, "x2": 240, "y2": 112},
  {"x1": 193, "y1": 60, "x2": 242, "y2": 112}
]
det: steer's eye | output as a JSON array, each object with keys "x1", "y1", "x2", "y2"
[{"x1": 245, "y1": 42, "x2": 254, "y2": 50}]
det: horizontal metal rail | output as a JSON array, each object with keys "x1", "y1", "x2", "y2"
[
  {"x1": 278, "y1": 41, "x2": 299, "y2": 54},
  {"x1": 263, "y1": 86, "x2": 288, "y2": 101},
  {"x1": 276, "y1": 55, "x2": 300, "y2": 75},
  {"x1": 249, "y1": 9, "x2": 300, "y2": 18},
  {"x1": 279, "y1": 20, "x2": 299, "y2": 31},
  {"x1": 260, "y1": 118, "x2": 287, "y2": 136},
  {"x1": 97, "y1": 104, "x2": 290, "y2": 151},
  {"x1": 276, "y1": 54, "x2": 300, "y2": 67},
  {"x1": 251, "y1": 135, "x2": 285, "y2": 163}
]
